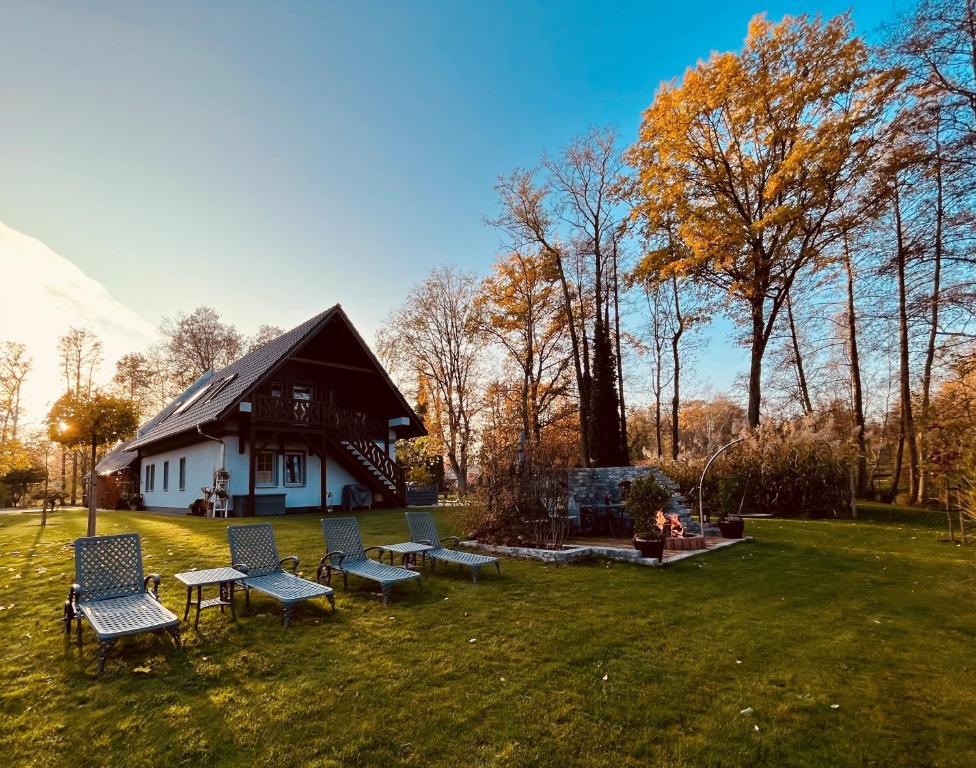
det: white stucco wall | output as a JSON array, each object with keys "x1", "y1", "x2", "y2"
[
  {"x1": 141, "y1": 440, "x2": 221, "y2": 511},
  {"x1": 222, "y1": 435, "x2": 359, "y2": 512}
]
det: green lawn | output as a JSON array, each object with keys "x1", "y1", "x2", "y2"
[{"x1": 1, "y1": 504, "x2": 974, "y2": 768}]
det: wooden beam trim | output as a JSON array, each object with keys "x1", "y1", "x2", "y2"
[{"x1": 289, "y1": 356, "x2": 376, "y2": 374}]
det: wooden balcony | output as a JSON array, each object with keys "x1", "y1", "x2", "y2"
[{"x1": 253, "y1": 395, "x2": 384, "y2": 440}]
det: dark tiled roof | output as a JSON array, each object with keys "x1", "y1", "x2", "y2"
[
  {"x1": 127, "y1": 306, "x2": 340, "y2": 450},
  {"x1": 94, "y1": 439, "x2": 138, "y2": 476}
]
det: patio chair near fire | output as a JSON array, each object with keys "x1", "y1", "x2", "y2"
[
  {"x1": 317, "y1": 516, "x2": 422, "y2": 606},
  {"x1": 227, "y1": 523, "x2": 335, "y2": 627},
  {"x1": 64, "y1": 532, "x2": 181, "y2": 675},
  {"x1": 405, "y1": 510, "x2": 500, "y2": 584}
]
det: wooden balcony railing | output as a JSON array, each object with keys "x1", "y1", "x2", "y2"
[
  {"x1": 254, "y1": 396, "x2": 385, "y2": 440},
  {"x1": 253, "y1": 395, "x2": 405, "y2": 501}
]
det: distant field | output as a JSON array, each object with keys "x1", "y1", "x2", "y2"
[{"x1": 1, "y1": 504, "x2": 974, "y2": 767}]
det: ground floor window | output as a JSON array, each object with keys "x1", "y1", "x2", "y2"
[
  {"x1": 256, "y1": 451, "x2": 277, "y2": 486},
  {"x1": 178, "y1": 457, "x2": 186, "y2": 491},
  {"x1": 145, "y1": 463, "x2": 155, "y2": 492},
  {"x1": 163, "y1": 461, "x2": 169, "y2": 491},
  {"x1": 284, "y1": 451, "x2": 305, "y2": 486}
]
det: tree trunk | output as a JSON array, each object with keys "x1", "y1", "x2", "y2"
[
  {"x1": 549, "y1": 249, "x2": 590, "y2": 464},
  {"x1": 786, "y1": 293, "x2": 814, "y2": 415},
  {"x1": 71, "y1": 450, "x2": 78, "y2": 506},
  {"x1": 87, "y1": 438, "x2": 98, "y2": 536},
  {"x1": 918, "y1": 122, "x2": 944, "y2": 504},
  {"x1": 893, "y1": 180, "x2": 920, "y2": 504},
  {"x1": 611, "y1": 242, "x2": 628, "y2": 461},
  {"x1": 843, "y1": 231, "x2": 868, "y2": 497},
  {"x1": 671, "y1": 276, "x2": 685, "y2": 460},
  {"x1": 747, "y1": 300, "x2": 765, "y2": 429}
]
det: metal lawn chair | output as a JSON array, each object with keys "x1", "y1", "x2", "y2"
[
  {"x1": 227, "y1": 524, "x2": 335, "y2": 626},
  {"x1": 405, "y1": 510, "x2": 500, "y2": 584},
  {"x1": 64, "y1": 532, "x2": 181, "y2": 674},
  {"x1": 317, "y1": 517, "x2": 421, "y2": 606}
]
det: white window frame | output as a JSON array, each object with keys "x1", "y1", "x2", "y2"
[
  {"x1": 283, "y1": 451, "x2": 306, "y2": 487},
  {"x1": 256, "y1": 451, "x2": 278, "y2": 487}
]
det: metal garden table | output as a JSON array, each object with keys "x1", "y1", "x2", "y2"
[
  {"x1": 174, "y1": 566, "x2": 246, "y2": 628},
  {"x1": 377, "y1": 541, "x2": 434, "y2": 569}
]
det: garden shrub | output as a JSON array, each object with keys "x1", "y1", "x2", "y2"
[{"x1": 655, "y1": 421, "x2": 853, "y2": 519}]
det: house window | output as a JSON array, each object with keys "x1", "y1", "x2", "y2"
[
  {"x1": 292, "y1": 383, "x2": 313, "y2": 401},
  {"x1": 270, "y1": 380, "x2": 283, "y2": 398},
  {"x1": 256, "y1": 451, "x2": 277, "y2": 486},
  {"x1": 145, "y1": 463, "x2": 155, "y2": 492},
  {"x1": 145, "y1": 465, "x2": 150, "y2": 491},
  {"x1": 178, "y1": 458, "x2": 186, "y2": 491},
  {"x1": 163, "y1": 461, "x2": 169, "y2": 492},
  {"x1": 284, "y1": 451, "x2": 305, "y2": 486}
]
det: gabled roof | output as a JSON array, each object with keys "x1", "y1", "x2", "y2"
[{"x1": 127, "y1": 305, "x2": 424, "y2": 451}]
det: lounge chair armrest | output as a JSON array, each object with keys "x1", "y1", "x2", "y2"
[
  {"x1": 66, "y1": 582, "x2": 81, "y2": 610},
  {"x1": 144, "y1": 573, "x2": 162, "y2": 599},
  {"x1": 317, "y1": 551, "x2": 344, "y2": 581},
  {"x1": 232, "y1": 562, "x2": 250, "y2": 575},
  {"x1": 441, "y1": 536, "x2": 461, "y2": 548},
  {"x1": 279, "y1": 555, "x2": 300, "y2": 574},
  {"x1": 363, "y1": 546, "x2": 384, "y2": 561}
]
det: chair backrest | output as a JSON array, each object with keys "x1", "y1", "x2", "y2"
[
  {"x1": 321, "y1": 517, "x2": 366, "y2": 562},
  {"x1": 405, "y1": 510, "x2": 440, "y2": 548},
  {"x1": 74, "y1": 533, "x2": 145, "y2": 602},
  {"x1": 227, "y1": 524, "x2": 281, "y2": 577}
]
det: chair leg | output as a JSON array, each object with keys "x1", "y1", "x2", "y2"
[
  {"x1": 282, "y1": 605, "x2": 292, "y2": 628},
  {"x1": 76, "y1": 615, "x2": 83, "y2": 646},
  {"x1": 167, "y1": 625, "x2": 182, "y2": 650},
  {"x1": 63, "y1": 602, "x2": 73, "y2": 636},
  {"x1": 471, "y1": 567, "x2": 480, "y2": 585},
  {"x1": 96, "y1": 639, "x2": 115, "y2": 675},
  {"x1": 495, "y1": 561, "x2": 501, "y2": 577},
  {"x1": 342, "y1": 572, "x2": 349, "y2": 591},
  {"x1": 382, "y1": 585, "x2": 391, "y2": 607},
  {"x1": 327, "y1": 593, "x2": 336, "y2": 612}
]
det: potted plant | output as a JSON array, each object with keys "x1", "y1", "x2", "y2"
[
  {"x1": 715, "y1": 509, "x2": 745, "y2": 539},
  {"x1": 625, "y1": 475, "x2": 671, "y2": 559}
]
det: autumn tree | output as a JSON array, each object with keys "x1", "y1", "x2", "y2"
[
  {"x1": 629, "y1": 13, "x2": 898, "y2": 428},
  {"x1": 377, "y1": 266, "x2": 484, "y2": 495},
  {"x1": 48, "y1": 391, "x2": 138, "y2": 536},
  {"x1": 492, "y1": 128, "x2": 631, "y2": 464},
  {"x1": 477, "y1": 250, "x2": 573, "y2": 450},
  {"x1": 57, "y1": 328, "x2": 103, "y2": 505}
]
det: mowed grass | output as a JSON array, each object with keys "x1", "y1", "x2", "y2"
[{"x1": 1, "y1": 504, "x2": 975, "y2": 768}]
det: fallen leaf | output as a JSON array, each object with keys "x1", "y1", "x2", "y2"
[{"x1": 740, "y1": 707, "x2": 754, "y2": 715}]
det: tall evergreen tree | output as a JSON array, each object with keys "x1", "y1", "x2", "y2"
[{"x1": 587, "y1": 315, "x2": 626, "y2": 466}]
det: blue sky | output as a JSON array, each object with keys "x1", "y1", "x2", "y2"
[{"x1": 1, "y1": 0, "x2": 907, "y2": 403}]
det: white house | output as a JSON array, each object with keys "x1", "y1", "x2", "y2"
[{"x1": 95, "y1": 305, "x2": 425, "y2": 515}]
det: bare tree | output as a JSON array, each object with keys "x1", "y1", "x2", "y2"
[
  {"x1": 378, "y1": 266, "x2": 484, "y2": 495},
  {"x1": 160, "y1": 307, "x2": 244, "y2": 388},
  {"x1": 0, "y1": 341, "x2": 32, "y2": 441}
]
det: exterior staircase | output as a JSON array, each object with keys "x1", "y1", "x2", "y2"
[{"x1": 336, "y1": 439, "x2": 406, "y2": 506}]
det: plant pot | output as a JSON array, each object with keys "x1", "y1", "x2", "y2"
[
  {"x1": 633, "y1": 537, "x2": 665, "y2": 559},
  {"x1": 718, "y1": 518, "x2": 745, "y2": 539}
]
